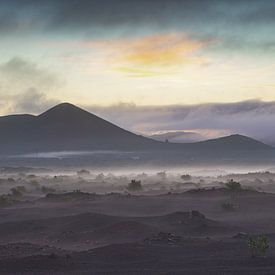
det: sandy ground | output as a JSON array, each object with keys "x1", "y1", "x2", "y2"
[{"x1": 0, "y1": 171, "x2": 275, "y2": 273}]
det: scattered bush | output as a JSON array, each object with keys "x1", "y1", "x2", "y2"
[
  {"x1": 248, "y1": 234, "x2": 269, "y2": 257},
  {"x1": 127, "y1": 180, "x2": 142, "y2": 191},
  {"x1": 0, "y1": 195, "x2": 11, "y2": 206},
  {"x1": 41, "y1": 186, "x2": 56, "y2": 194},
  {"x1": 77, "y1": 169, "x2": 90, "y2": 177},
  {"x1": 10, "y1": 186, "x2": 26, "y2": 197},
  {"x1": 157, "y1": 171, "x2": 167, "y2": 180},
  {"x1": 28, "y1": 180, "x2": 40, "y2": 189},
  {"x1": 181, "y1": 174, "x2": 192, "y2": 181},
  {"x1": 225, "y1": 179, "x2": 242, "y2": 191},
  {"x1": 10, "y1": 188, "x2": 22, "y2": 197},
  {"x1": 16, "y1": 186, "x2": 26, "y2": 193}
]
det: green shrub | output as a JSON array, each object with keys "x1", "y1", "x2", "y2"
[
  {"x1": 225, "y1": 179, "x2": 242, "y2": 191},
  {"x1": 127, "y1": 180, "x2": 142, "y2": 191},
  {"x1": 248, "y1": 234, "x2": 269, "y2": 257}
]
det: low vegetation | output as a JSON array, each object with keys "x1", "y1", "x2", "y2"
[
  {"x1": 248, "y1": 234, "x2": 270, "y2": 257},
  {"x1": 225, "y1": 179, "x2": 242, "y2": 191},
  {"x1": 10, "y1": 186, "x2": 26, "y2": 197},
  {"x1": 127, "y1": 180, "x2": 142, "y2": 191},
  {"x1": 77, "y1": 169, "x2": 90, "y2": 177},
  {"x1": 41, "y1": 186, "x2": 56, "y2": 194},
  {"x1": 181, "y1": 174, "x2": 192, "y2": 181},
  {"x1": 0, "y1": 195, "x2": 12, "y2": 207},
  {"x1": 157, "y1": 171, "x2": 167, "y2": 180},
  {"x1": 28, "y1": 180, "x2": 40, "y2": 188}
]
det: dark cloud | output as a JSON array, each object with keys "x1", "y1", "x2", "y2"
[
  {"x1": 84, "y1": 100, "x2": 275, "y2": 146},
  {"x1": 43, "y1": 0, "x2": 275, "y2": 31},
  {"x1": 1, "y1": 0, "x2": 275, "y2": 45},
  {"x1": 0, "y1": 13, "x2": 20, "y2": 34}
]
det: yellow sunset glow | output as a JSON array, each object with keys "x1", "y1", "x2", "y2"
[{"x1": 90, "y1": 34, "x2": 209, "y2": 76}]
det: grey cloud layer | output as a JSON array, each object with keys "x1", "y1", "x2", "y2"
[
  {"x1": 85, "y1": 101, "x2": 275, "y2": 146},
  {"x1": 0, "y1": 57, "x2": 60, "y2": 113},
  {"x1": 0, "y1": 57, "x2": 60, "y2": 88},
  {"x1": 1, "y1": 0, "x2": 275, "y2": 51}
]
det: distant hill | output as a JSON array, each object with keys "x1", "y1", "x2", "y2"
[
  {"x1": 0, "y1": 103, "x2": 271, "y2": 155},
  {"x1": 191, "y1": 134, "x2": 271, "y2": 151},
  {"x1": 149, "y1": 131, "x2": 204, "y2": 143}
]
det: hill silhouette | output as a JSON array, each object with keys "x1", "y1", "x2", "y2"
[
  {"x1": 193, "y1": 134, "x2": 271, "y2": 150},
  {"x1": 0, "y1": 103, "x2": 271, "y2": 155}
]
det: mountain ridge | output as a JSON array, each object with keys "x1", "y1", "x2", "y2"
[{"x1": 0, "y1": 103, "x2": 271, "y2": 155}]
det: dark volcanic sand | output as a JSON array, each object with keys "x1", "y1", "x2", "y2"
[{"x1": 0, "y1": 189, "x2": 275, "y2": 273}]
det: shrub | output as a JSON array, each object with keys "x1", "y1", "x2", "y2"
[
  {"x1": 41, "y1": 186, "x2": 56, "y2": 194},
  {"x1": 77, "y1": 169, "x2": 90, "y2": 177},
  {"x1": 0, "y1": 195, "x2": 11, "y2": 206},
  {"x1": 157, "y1": 171, "x2": 166, "y2": 180},
  {"x1": 181, "y1": 174, "x2": 192, "y2": 181},
  {"x1": 248, "y1": 234, "x2": 269, "y2": 257},
  {"x1": 225, "y1": 179, "x2": 242, "y2": 191},
  {"x1": 127, "y1": 180, "x2": 142, "y2": 191},
  {"x1": 16, "y1": 186, "x2": 26, "y2": 193},
  {"x1": 29, "y1": 180, "x2": 40, "y2": 189},
  {"x1": 10, "y1": 187, "x2": 22, "y2": 197}
]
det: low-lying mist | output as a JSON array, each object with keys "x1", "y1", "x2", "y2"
[{"x1": 1, "y1": 165, "x2": 275, "y2": 201}]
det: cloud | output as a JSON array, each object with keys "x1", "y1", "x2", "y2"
[
  {"x1": 45, "y1": 0, "x2": 275, "y2": 32},
  {"x1": 12, "y1": 88, "x2": 59, "y2": 114},
  {"x1": 0, "y1": 57, "x2": 60, "y2": 88},
  {"x1": 91, "y1": 34, "x2": 209, "y2": 76},
  {"x1": 0, "y1": 57, "x2": 61, "y2": 114},
  {"x1": 45, "y1": 0, "x2": 218, "y2": 31},
  {"x1": 1, "y1": 0, "x2": 275, "y2": 53},
  {"x1": 84, "y1": 100, "x2": 275, "y2": 146},
  {"x1": 0, "y1": 13, "x2": 19, "y2": 34}
]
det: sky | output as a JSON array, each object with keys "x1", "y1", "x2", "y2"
[{"x1": 1, "y1": 0, "x2": 275, "y2": 144}]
